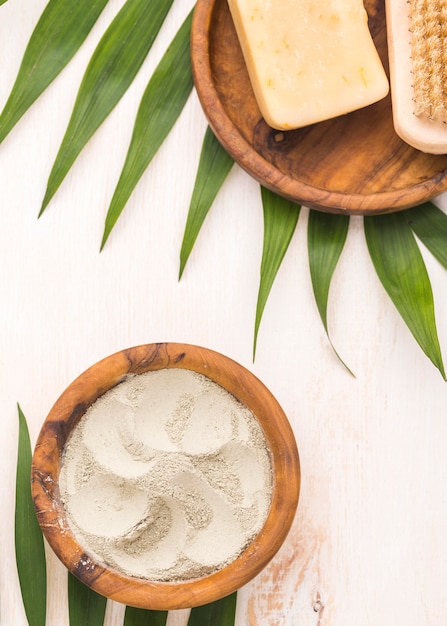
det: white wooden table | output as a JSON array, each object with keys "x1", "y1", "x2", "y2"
[{"x1": 1, "y1": 1, "x2": 447, "y2": 624}]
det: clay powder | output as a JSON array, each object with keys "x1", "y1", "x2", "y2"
[{"x1": 59, "y1": 368, "x2": 273, "y2": 581}]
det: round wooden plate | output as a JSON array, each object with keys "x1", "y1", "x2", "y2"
[{"x1": 191, "y1": 0, "x2": 447, "y2": 215}]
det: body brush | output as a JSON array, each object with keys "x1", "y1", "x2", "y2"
[{"x1": 386, "y1": 0, "x2": 447, "y2": 153}]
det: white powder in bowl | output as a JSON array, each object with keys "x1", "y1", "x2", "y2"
[{"x1": 59, "y1": 368, "x2": 273, "y2": 582}]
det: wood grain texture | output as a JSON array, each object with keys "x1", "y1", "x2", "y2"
[
  {"x1": 31, "y1": 343, "x2": 300, "y2": 611},
  {"x1": 191, "y1": 0, "x2": 447, "y2": 214}
]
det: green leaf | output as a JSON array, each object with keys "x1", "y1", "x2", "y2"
[
  {"x1": 0, "y1": 0, "x2": 109, "y2": 142},
  {"x1": 254, "y1": 187, "x2": 300, "y2": 359},
  {"x1": 364, "y1": 212, "x2": 446, "y2": 379},
  {"x1": 68, "y1": 573, "x2": 107, "y2": 626},
  {"x1": 179, "y1": 126, "x2": 234, "y2": 277},
  {"x1": 187, "y1": 593, "x2": 237, "y2": 626},
  {"x1": 405, "y1": 202, "x2": 447, "y2": 269},
  {"x1": 40, "y1": 0, "x2": 176, "y2": 214},
  {"x1": 15, "y1": 404, "x2": 47, "y2": 626},
  {"x1": 100, "y1": 9, "x2": 194, "y2": 250},
  {"x1": 308, "y1": 209, "x2": 353, "y2": 374},
  {"x1": 123, "y1": 606, "x2": 168, "y2": 626}
]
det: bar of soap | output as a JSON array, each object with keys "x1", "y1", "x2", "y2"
[{"x1": 227, "y1": 0, "x2": 389, "y2": 130}]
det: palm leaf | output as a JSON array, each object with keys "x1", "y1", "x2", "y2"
[
  {"x1": 123, "y1": 606, "x2": 168, "y2": 626},
  {"x1": 308, "y1": 209, "x2": 353, "y2": 374},
  {"x1": 405, "y1": 201, "x2": 447, "y2": 269},
  {"x1": 179, "y1": 125, "x2": 234, "y2": 278},
  {"x1": 40, "y1": 0, "x2": 176, "y2": 214},
  {"x1": 254, "y1": 187, "x2": 300, "y2": 358},
  {"x1": 68, "y1": 573, "x2": 107, "y2": 626},
  {"x1": 364, "y1": 212, "x2": 446, "y2": 379},
  {"x1": 15, "y1": 404, "x2": 47, "y2": 626},
  {"x1": 187, "y1": 593, "x2": 237, "y2": 626},
  {"x1": 0, "y1": 0, "x2": 109, "y2": 143},
  {"x1": 100, "y1": 9, "x2": 194, "y2": 249}
]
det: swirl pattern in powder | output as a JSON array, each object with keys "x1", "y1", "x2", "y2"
[{"x1": 59, "y1": 368, "x2": 273, "y2": 581}]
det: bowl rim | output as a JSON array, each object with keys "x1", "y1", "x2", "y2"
[{"x1": 31, "y1": 342, "x2": 300, "y2": 610}]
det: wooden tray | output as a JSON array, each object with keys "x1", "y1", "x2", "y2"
[{"x1": 190, "y1": 0, "x2": 447, "y2": 215}]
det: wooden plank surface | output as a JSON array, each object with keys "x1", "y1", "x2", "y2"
[{"x1": 1, "y1": 1, "x2": 447, "y2": 625}]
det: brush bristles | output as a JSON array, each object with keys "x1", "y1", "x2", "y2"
[{"x1": 409, "y1": 0, "x2": 447, "y2": 122}]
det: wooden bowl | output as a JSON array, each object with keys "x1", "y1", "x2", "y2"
[
  {"x1": 191, "y1": 0, "x2": 447, "y2": 214},
  {"x1": 31, "y1": 343, "x2": 300, "y2": 610}
]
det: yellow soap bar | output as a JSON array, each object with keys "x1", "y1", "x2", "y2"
[{"x1": 227, "y1": 0, "x2": 389, "y2": 130}]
